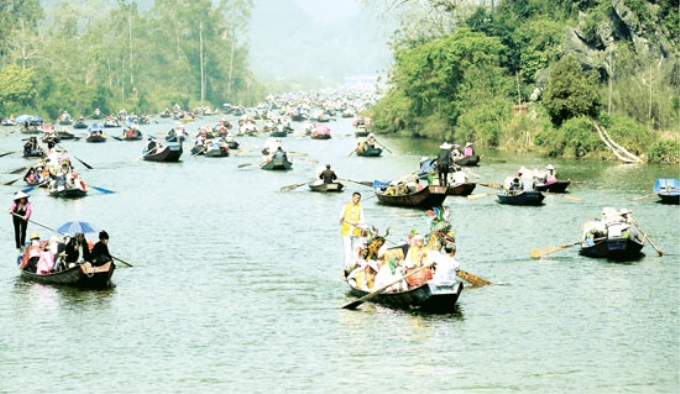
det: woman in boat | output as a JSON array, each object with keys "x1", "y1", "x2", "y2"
[
  {"x1": 404, "y1": 234, "x2": 427, "y2": 269},
  {"x1": 544, "y1": 164, "x2": 558, "y2": 184},
  {"x1": 64, "y1": 233, "x2": 90, "y2": 267},
  {"x1": 8, "y1": 191, "x2": 32, "y2": 252},
  {"x1": 463, "y1": 142, "x2": 475, "y2": 157}
]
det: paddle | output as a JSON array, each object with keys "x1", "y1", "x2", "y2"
[
  {"x1": 15, "y1": 213, "x2": 134, "y2": 267},
  {"x1": 237, "y1": 161, "x2": 259, "y2": 168},
  {"x1": 280, "y1": 181, "x2": 310, "y2": 193},
  {"x1": 57, "y1": 144, "x2": 94, "y2": 170},
  {"x1": 632, "y1": 192, "x2": 659, "y2": 201},
  {"x1": 0, "y1": 151, "x2": 15, "y2": 158},
  {"x1": 544, "y1": 191, "x2": 584, "y2": 202},
  {"x1": 21, "y1": 185, "x2": 38, "y2": 193},
  {"x1": 456, "y1": 269, "x2": 493, "y2": 286},
  {"x1": 476, "y1": 182, "x2": 503, "y2": 189},
  {"x1": 347, "y1": 148, "x2": 357, "y2": 157},
  {"x1": 530, "y1": 237, "x2": 606, "y2": 259},
  {"x1": 89, "y1": 185, "x2": 115, "y2": 194},
  {"x1": 191, "y1": 146, "x2": 207, "y2": 157},
  {"x1": 112, "y1": 136, "x2": 123, "y2": 141},
  {"x1": 467, "y1": 192, "x2": 496, "y2": 200},
  {"x1": 235, "y1": 149, "x2": 254, "y2": 156},
  {"x1": 632, "y1": 222, "x2": 665, "y2": 257},
  {"x1": 288, "y1": 151, "x2": 308, "y2": 156},
  {"x1": 9, "y1": 160, "x2": 42, "y2": 175},
  {"x1": 341, "y1": 262, "x2": 435, "y2": 310},
  {"x1": 344, "y1": 179, "x2": 373, "y2": 187}
]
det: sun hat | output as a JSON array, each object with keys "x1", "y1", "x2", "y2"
[
  {"x1": 465, "y1": 142, "x2": 473, "y2": 147},
  {"x1": 546, "y1": 164, "x2": 555, "y2": 170},
  {"x1": 620, "y1": 208, "x2": 633, "y2": 216},
  {"x1": 13, "y1": 191, "x2": 30, "y2": 200},
  {"x1": 439, "y1": 142, "x2": 452, "y2": 149},
  {"x1": 30, "y1": 232, "x2": 40, "y2": 240},
  {"x1": 420, "y1": 156, "x2": 429, "y2": 164}
]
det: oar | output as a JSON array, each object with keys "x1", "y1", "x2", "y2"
[
  {"x1": 0, "y1": 151, "x2": 15, "y2": 158},
  {"x1": 467, "y1": 192, "x2": 496, "y2": 200},
  {"x1": 237, "y1": 161, "x2": 259, "y2": 168},
  {"x1": 632, "y1": 222, "x2": 665, "y2": 257},
  {"x1": 4, "y1": 175, "x2": 25, "y2": 186},
  {"x1": 21, "y1": 185, "x2": 39, "y2": 193},
  {"x1": 632, "y1": 192, "x2": 659, "y2": 201},
  {"x1": 235, "y1": 149, "x2": 254, "y2": 156},
  {"x1": 191, "y1": 146, "x2": 207, "y2": 156},
  {"x1": 288, "y1": 151, "x2": 308, "y2": 156},
  {"x1": 373, "y1": 138, "x2": 394, "y2": 154},
  {"x1": 280, "y1": 181, "x2": 310, "y2": 193},
  {"x1": 89, "y1": 185, "x2": 115, "y2": 194},
  {"x1": 342, "y1": 262, "x2": 435, "y2": 310},
  {"x1": 294, "y1": 157, "x2": 318, "y2": 164},
  {"x1": 544, "y1": 191, "x2": 584, "y2": 202},
  {"x1": 476, "y1": 182, "x2": 503, "y2": 189},
  {"x1": 15, "y1": 213, "x2": 134, "y2": 267},
  {"x1": 347, "y1": 148, "x2": 357, "y2": 157},
  {"x1": 57, "y1": 144, "x2": 94, "y2": 170},
  {"x1": 344, "y1": 179, "x2": 373, "y2": 187},
  {"x1": 9, "y1": 160, "x2": 41, "y2": 175},
  {"x1": 530, "y1": 240, "x2": 583, "y2": 259},
  {"x1": 112, "y1": 136, "x2": 123, "y2": 141},
  {"x1": 456, "y1": 269, "x2": 493, "y2": 286}
]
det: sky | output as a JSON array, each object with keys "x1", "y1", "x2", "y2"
[{"x1": 292, "y1": 0, "x2": 361, "y2": 25}]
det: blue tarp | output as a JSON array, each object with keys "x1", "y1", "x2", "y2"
[{"x1": 653, "y1": 178, "x2": 680, "y2": 194}]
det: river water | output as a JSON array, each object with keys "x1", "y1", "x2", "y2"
[{"x1": 1, "y1": 115, "x2": 678, "y2": 393}]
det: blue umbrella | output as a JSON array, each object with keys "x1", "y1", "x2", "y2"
[{"x1": 56, "y1": 221, "x2": 100, "y2": 234}]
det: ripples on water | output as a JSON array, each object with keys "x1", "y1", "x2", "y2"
[{"x1": 0, "y1": 117, "x2": 678, "y2": 392}]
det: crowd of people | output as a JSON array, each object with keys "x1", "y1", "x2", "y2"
[{"x1": 503, "y1": 165, "x2": 561, "y2": 194}]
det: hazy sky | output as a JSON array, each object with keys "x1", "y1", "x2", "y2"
[{"x1": 292, "y1": 0, "x2": 361, "y2": 24}]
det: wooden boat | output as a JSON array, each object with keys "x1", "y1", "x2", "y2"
[
  {"x1": 446, "y1": 182, "x2": 476, "y2": 196},
  {"x1": 103, "y1": 119, "x2": 120, "y2": 128},
  {"x1": 497, "y1": 190, "x2": 545, "y2": 206},
  {"x1": 204, "y1": 144, "x2": 229, "y2": 157},
  {"x1": 269, "y1": 130, "x2": 287, "y2": 138},
  {"x1": 535, "y1": 180, "x2": 571, "y2": 193},
  {"x1": 57, "y1": 130, "x2": 76, "y2": 140},
  {"x1": 357, "y1": 147, "x2": 382, "y2": 157},
  {"x1": 22, "y1": 149, "x2": 45, "y2": 159},
  {"x1": 580, "y1": 225, "x2": 645, "y2": 260},
  {"x1": 654, "y1": 178, "x2": 679, "y2": 204},
  {"x1": 260, "y1": 156, "x2": 293, "y2": 171},
  {"x1": 308, "y1": 180, "x2": 345, "y2": 192},
  {"x1": 376, "y1": 185, "x2": 448, "y2": 208},
  {"x1": 120, "y1": 129, "x2": 142, "y2": 141},
  {"x1": 48, "y1": 184, "x2": 88, "y2": 199},
  {"x1": 20, "y1": 261, "x2": 115, "y2": 290},
  {"x1": 226, "y1": 140, "x2": 239, "y2": 150},
  {"x1": 73, "y1": 119, "x2": 88, "y2": 129},
  {"x1": 190, "y1": 146, "x2": 205, "y2": 156},
  {"x1": 346, "y1": 281, "x2": 463, "y2": 313},
  {"x1": 355, "y1": 129, "x2": 370, "y2": 138},
  {"x1": 143, "y1": 144, "x2": 183, "y2": 162},
  {"x1": 453, "y1": 155, "x2": 480, "y2": 166},
  {"x1": 86, "y1": 133, "x2": 106, "y2": 143}
]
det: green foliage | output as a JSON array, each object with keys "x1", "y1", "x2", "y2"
[
  {"x1": 543, "y1": 55, "x2": 602, "y2": 125},
  {"x1": 455, "y1": 97, "x2": 513, "y2": 147},
  {"x1": 0, "y1": 64, "x2": 36, "y2": 110},
  {"x1": 365, "y1": 89, "x2": 413, "y2": 134},
  {"x1": 647, "y1": 139, "x2": 680, "y2": 164}
]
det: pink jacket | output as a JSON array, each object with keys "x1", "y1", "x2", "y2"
[{"x1": 9, "y1": 201, "x2": 32, "y2": 220}]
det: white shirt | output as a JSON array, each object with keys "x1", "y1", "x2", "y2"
[{"x1": 427, "y1": 250, "x2": 460, "y2": 284}]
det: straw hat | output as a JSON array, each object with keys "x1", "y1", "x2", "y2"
[
  {"x1": 439, "y1": 142, "x2": 452, "y2": 149},
  {"x1": 546, "y1": 164, "x2": 555, "y2": 170},
  {"x1": 13, "y1": 191, "x2": 30, "y2": 201},
  {"x1": 619, "y1": 208, "x2": 633, "y2": 216},
  {"x1": 465, "y1": 142, "x2": 473, "y2": 147},
  {"x1": 30, "y1": 232, "x2": 40, "y2": 240}
]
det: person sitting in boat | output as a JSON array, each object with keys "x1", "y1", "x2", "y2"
[
  {"x1": 88, "y1": 230, "x2": 112, "y2": 266},
  {"x1": 145, "y1": 136, "x2": 160, "y2": 154},
  {"x1": 451, "y1": 144, "x2": 462, "y2": 158},
  {"x1": 450, "y1": 167, "x2": 468, "y2": 185},
  {"x1": 64, "y1": 233, "x2": 90, "y2": 268},
  {"x1": 94, "y1": 108, "x2": 101, "y2": 117},
  {"x1": 23, "y1": 137, "x2": 38, "y2": 156},
  {"x1": 365, "y1": 134, "x2": 377, "y2": 150},
  {"x1": 19, "y1": 232, "x2": 44, "y2": 272},
  {"x1": 463, "y1": 142, "x2": 475, "y2": 157},
  {"x1": 36, "y1": 235, "x2": 63, "y2": 274},
  {"x1": 272, "y1": 146, "x2": 287, "y2": 160},
  {"x1": 319, "y1": 164, "x2": 337, "y2": 184},
  {"x1": 508, "y1": 177, "x2": 523, "y2": 194},
  {"x1": 405, "y1": 234, "x2": 427, "y2": 269},
  {"x1": 373, "y1": 249, "x2": 408, "y2": 293},
  {"x1": 544, "y1": 164, "x2": 558, "y2": 184},
  {"x1": 71, "y1": 171, "x2": 86, "y2": 191},
  {"x1": 427, "y1": 241, "x2": 460, "y2": 286},
  {"x1": 619, "y1": 208, "x2": 634, "y2": 224},
  {"x1": 60, "y1": 111, "x2": 71, "y2": 122}
]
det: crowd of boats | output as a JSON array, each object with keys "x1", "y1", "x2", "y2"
[{"x1": 2, "y1": 86, "x2": 677, "y2": 307}]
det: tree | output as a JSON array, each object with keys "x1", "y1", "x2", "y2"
[
  {"x1": 0, "y1": 64, "x2": 35, "y2": 109},
  {"x1": 543, "y1": 55, "x2": 602, "y2": 125}
]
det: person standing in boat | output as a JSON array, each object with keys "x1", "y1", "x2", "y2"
[
  {"x1": 434, "y1": 142, "x2": 453, "y2": 186},
  {"x1": 319, "y1": 164, "x2": 338, "y2": 184},
  {"x1": 89, "y1": 231, "x2": 113, "y2": 266},
  {"x1": 8, "y1": 191, "x2": 32, "y2": 252},
  {"x1": 339, "y1": 192, "x2": 367, "y2": 272}
]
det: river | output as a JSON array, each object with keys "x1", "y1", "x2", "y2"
[{"x1": 1, "y1": 115, "x2": 678, "y2": 393}]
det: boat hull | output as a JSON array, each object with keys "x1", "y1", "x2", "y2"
[
  {"x1": 143, "y1": 145, "x2": 183, "y2": 162},
  {"x1": 453, "y1": 155, "x2": 480, "y2": 166},
  {"x1": 357, "y1": 147, "x2": 382, "y2": 157},
  {"x1": 20, "y1": 262, "x2": 115, "y2": 290},
  {"x1": 309, "y1": 181, "x2": 345, "y2": 192},
  {"x1": 376, "y1": 185, "x2": 448, "y2": 208},
  {"x1": 535, "y1": 180, "x2": 570, "y2": 193},
  {"x1": 579, "y1": 236, "x2": 645, "y2": 260},
  {"x1": 446, "y1": 182, "x2": 476, "y2": 196},
  {"x1": 348, "y1": 281, "x2": 463, "y2": 313},
  {"x1": 260, "y1": 157, "x2": 293, "y2": 170},
  {"x1": 497, "y1": 190, "x2": 545, "y2": 205}
]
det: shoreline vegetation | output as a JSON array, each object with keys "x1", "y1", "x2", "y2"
[{"x1": 0, "y1": 1, "x2": 677, "y2": 164}]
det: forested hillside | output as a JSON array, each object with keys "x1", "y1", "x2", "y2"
[
  {"x1": 365, "y1": 0, "x2": 679, "y2": 163},
  {"x1": 0, "y1": 0, "x2": 256, "y2": 118}
]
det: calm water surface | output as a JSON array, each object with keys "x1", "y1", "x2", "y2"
[{"x1": 0, "y1": 116, "x2": 678, "y2": 393}]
